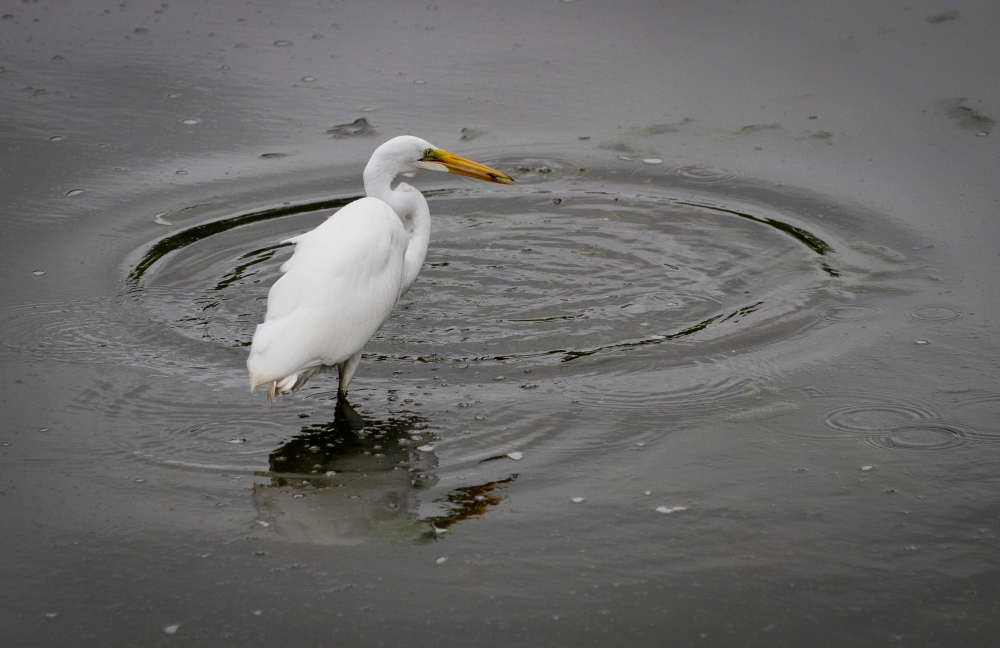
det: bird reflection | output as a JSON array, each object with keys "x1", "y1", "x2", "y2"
[{"x1": 253, "y1": 399, "x2": 516, "y2": 545}]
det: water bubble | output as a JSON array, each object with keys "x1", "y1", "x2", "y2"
[
  {"x1": 175, "y1": 170, "x2": 188, "y2": 175},
  {"x1": 273, "y1": 40, "x2": 293, "y2": 47},
  {"x1": 507, "y1": 451, "x2": 524, "y2": 461},
  {"x1": 976, "y1": 132, "x2": 989, "y2": 137},
  {"x1": 45, "y1": 612, "x2": 58, "y2": 619},
  {"x1": 164, "y1": 624, "x2": 179, "y2": 634},
  {"x1": 65, "y1": 189, "x2": 85, "y2": 196},
  {"x1": 571, "y1": 497, "x2": 585, "y2": 503},
  {"x1": 227, "y1": 438, "x2": 246, "y2": 444},
  {"x1": 301, "y1": 76, "x2": 316, "y2": 82},
  {"x1": 520, "y1": 383, "x2": 538, "y2": 389},
  {"x1": 493, "y1": 375, "x2": 505, "y2": 381},
  {"x1": 914, "y1": 340, "x2": 930, "y2": 345},
  {"x1": 181, "y1": 118, "x2": 200, "y2": 125},
  {"x1": 413, "y1": 79, "x2": 427, "y2": 85},
  {"x1": 644, "y1": 490, "x2": 652, "y2": 496},
  {"x1": 134, "y1": 478, "x2": 145, "y2": 483},
  {"x1": 655, "y1": 506, "x2": 687, "y2": 514},
  {"x1": 417, "y1": 444, "x2": 435, "y2": 452},
  {"x1": 32, "y1": 271, "x2": 46, "y2": 276},
  {"x1": 642, "y1": 158, "x2": 664, "y2": 164},
  {"x1": 48, "y1": 135, "x2": 64, "y2": 141},
  {"x1": 860, "y1": 465, "x2": 875, "y2": 471},
  {"x1": 435, "y1": 556, "x2": 447, "y2": 564},
  {"x1": 256, "y1": 520, "x2": 270, "y2": 527},
  {"x1": 253, "y1": 610, "x2": 263, "y2": 616},
  {"x1": 167, "y1": 93, "x2": 182, "y2": 99},
  {"x1": 324, "y1": 470, "x2": 336, "y2": 476}
]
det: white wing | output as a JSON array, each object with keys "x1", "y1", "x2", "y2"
[{"x1": 246, "y1": 197, "x2": 406, "y2": 388}]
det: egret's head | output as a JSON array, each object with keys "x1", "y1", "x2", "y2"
[{"x1": 368, "y1": 135, "x2": 513, "y2": 185}]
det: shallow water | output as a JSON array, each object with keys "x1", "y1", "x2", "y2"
[{"x1": 2, "y1": 1, "x2": 999, "y2": 646}]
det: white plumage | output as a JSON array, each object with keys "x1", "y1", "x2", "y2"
[{"x1": 247, "y1": 136, "x2": 513, "y2": 404}]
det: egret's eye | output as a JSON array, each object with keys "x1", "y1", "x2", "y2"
[{"x1": 423, "y1": 148, "x2": 434, "y2": 158}]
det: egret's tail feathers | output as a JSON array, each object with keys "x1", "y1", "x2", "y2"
[
  {"x1": 263, "y1": 373, "x2": 299, "y2": 406},
  {"x1": 248, "y1": 366, "x2": 325, "y2": 407}
]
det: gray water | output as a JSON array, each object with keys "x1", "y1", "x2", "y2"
[{"x1": 2, "y1": 1, "x2": 999, "y2": 645}]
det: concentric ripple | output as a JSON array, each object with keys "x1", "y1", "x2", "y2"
[
  {"x1": 0, "y1": 161, "x2": 934, "y2": 483},
  {"x1": 818, "y1": 304, "x2": 885, "y2": 322},
  {"x1": 905, "y1": 305, "x2": 967, "y2": 322},
  {"x1": 815, "y1": 394, "x2": 988, "y2": 454},
  {"x1": 671, "y1": 164, "x2": 742, "y2": 185},
  {"x1": 825, "y1": 402, "x2": 940, "y2": 435},
  {"x1": 130, "y1": 174, "x2": 849, "y2": 373},
  {"x1": 868, "y1": 424, "x2": 969, "y2": 452}
]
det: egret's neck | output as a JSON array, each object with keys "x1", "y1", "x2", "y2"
[
  {"x1": 362, "y1": 160, "x2": 396, "y2": 204},
  {"x1": 363, "y1": 164, "x2": 431, "y2": 298}
]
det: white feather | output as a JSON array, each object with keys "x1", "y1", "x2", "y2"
[{"x1": 245, "y1": 135, "x2": 511, "y2": 403}]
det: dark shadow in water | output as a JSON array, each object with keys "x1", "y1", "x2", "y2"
[
  {"x1": 674, "y1": 200, "x2": 834, "y2": 258},
  {"x1": 364, "y1": 300, "x2": 765, "y2": 365},
  {"x1": 211, "y1": 243, "x2": 286, "y2": 293},
  {"x1": 252, "y1": 399, "x2": 513, "y2": 544},
  {"x1": 556, "y1": 302, "x2": 763, "y2": 362}
]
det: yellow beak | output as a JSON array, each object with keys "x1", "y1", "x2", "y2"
[{"x1": 422, "y1": 149, "x2": 514, "y2": 184}]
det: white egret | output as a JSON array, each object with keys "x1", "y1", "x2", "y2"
[{"x1": 247, "y1": 135, "x2": 513, "y2": 404}]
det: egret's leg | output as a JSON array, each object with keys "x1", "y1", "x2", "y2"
[{"x1": 337, "y1": 351, "x2": 363, "y2": 398}]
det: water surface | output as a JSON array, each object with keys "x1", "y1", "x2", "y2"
[{"x1": 2, "y1": 1, "x2": 999, "y2": 646}]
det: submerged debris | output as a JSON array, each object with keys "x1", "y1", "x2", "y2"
[
  {"x1": 326, "y1": 117, "x2": 377, "y2": 138},
  {"x1": 460, "y1": 127, "x2": 486, "y2": 141},
  {"x1": 940, "y1": 99, "x2": 995, "y2": 134},
  {"x1": 925, "y1": 10, "x2": 959, "y2": 23}
]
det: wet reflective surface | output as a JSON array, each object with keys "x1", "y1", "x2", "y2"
[{"x1": 2, "y1": 1, "x2": 999, "y2": 645}]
